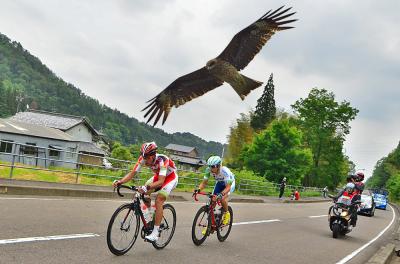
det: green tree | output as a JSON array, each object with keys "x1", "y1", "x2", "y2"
[
  {"x1": 367, "y1": 142, "x2": 400, "y2": 191},
  {"x1": 129, "y1": 144, "x2": 142, "y2": 160},
  {"x1": 111, "y1": 144, "x2": 133, "y2": 169},
  {"x1": 386, "y1": 172, "x2": 400, "y2": 201},
  {"x1": 250, "y1": 73, "x2": 276, "y2": 131},
  {"x1": 242, "y1": 119, "x2": 312, "y2": 185},
  {"x1": 225, "y1": 113, "x2": 254, "y2": 169},
  {"x1": 291, "y1": 88, "x2": 359, "y2": 187}
]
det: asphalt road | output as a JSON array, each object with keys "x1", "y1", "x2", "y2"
[{"x1": 0, "y1": 195, "x2": 396, "y2": 264}]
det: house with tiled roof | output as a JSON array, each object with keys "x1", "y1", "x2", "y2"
[
  {"x1": 0, "y1": 110, "x2": 107, "y2": 169},
  {"x1": 165, "y1": 143, "x2": 205, "y2": 171},
  {"x1": 11, "y1": 110, "x2": 100, "y2": 143}
]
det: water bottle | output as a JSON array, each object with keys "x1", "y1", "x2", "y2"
[
  {"x1": 141, "y1": 203, "x2": 151, "y2": 222},
  {"x1": 149, "y1": 204, "x2": 156, "y2": 221},
  {"x1": 214, "y1": 207, "x2": 221, "y2": 215},
  {"x1": 214, "y1": 207, "x2": 221, "y2": 222}
]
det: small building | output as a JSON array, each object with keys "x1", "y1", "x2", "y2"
[
  {"x1": 0, "y1": 119, "x2": 79, "y2": 168},
  {"x1": 165, "y1": 143, "x2": 205, "y2": 171},
  {"x1": 1, "y1": 110, "x2": 107, "y2": 168},
  {"x1": 11, "y1": 109, "x2": 101, "y2": 143}
]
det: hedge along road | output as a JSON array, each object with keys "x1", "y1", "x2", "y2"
[{"x1": 0, "y1": 196, "x2": 396, "y2": 264}]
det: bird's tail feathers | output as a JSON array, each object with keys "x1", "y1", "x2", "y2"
[{"x1": 232, "y1": 74, "x2": 263, "y2": 100}]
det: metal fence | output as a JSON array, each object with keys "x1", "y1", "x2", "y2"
[{"x1": 0, "y1": 139, "x2": 324, "y2": 195}]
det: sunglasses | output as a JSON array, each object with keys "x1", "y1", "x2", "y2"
[{"x1": 209, "y1": 164, "x2": 220, "y2": 169}]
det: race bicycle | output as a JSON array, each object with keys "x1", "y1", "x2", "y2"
[
  {"x1": 106, "y1": 185, "x2": 176, "y2": 255},
  {"x1": 191, "y1": 191, "x2": 233, "y2": 245}
]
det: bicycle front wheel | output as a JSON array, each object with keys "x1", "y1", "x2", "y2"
[
  {"x1": 107, "y1": 203, "x2": 140, "y2": 256},
  {"x1": 152, "y1": 204, "x2": 177, "y2": 249},
  {"x1": 217, "y1": 206, "x2": 233, "y2": 242},
  {"x1": 191, "y1": 205, "x2": 210, "y2": 246}
]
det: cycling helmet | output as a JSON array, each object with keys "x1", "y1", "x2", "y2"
[
  {"x1": 140, "y1": 142, "x2": 157, "y2": 157},
  {"x1": 344, "y1": 182, "x2": 356, "y2": 193},
  {"x1": 207, "y1": 156, "x2": 222, "y2": 167},
  {"x1": 356, "y1": 171, "x2": 365, "y2": 182}
]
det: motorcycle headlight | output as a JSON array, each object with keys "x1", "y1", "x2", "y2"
[{"x1": 340, "y1": 211, "x2": 349, "y2": 217}]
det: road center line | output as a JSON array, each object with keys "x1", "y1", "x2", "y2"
[
  {"x1": 335, "y1": 204, "x2": 396, "y2": 264},
  {"x1": 309, "y1": 214, "x2": 328, "y2": 218},
  {"x1": 0, "y1": 233, "x2": 100, "y2": 245},
  {"x1": 233, "y1": 219, "x2": 280, "y2": 226}
]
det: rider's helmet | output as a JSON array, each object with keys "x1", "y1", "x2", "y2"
[
  {"x1": 344, "y1": 182, "x2": 356, "y2": 194},
  {"x1": 140, "y1": 142, "x2": 157, "y2": 157},
  {"x1": 207, "y1": 156, "x2": 222, "y2": 168},
  {"x1": 355, "y1": 171, "x2": 365, "y2": 182}
]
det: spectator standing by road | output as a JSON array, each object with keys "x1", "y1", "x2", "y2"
[
  {"x1": 323, "y1": 186, "x2": 328, "y2": 198},
  {"x1": 279, "y1": 177, "x2": 287, "y2": 199}
]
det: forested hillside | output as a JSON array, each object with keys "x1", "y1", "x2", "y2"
[
  {"x1": 0, "y1": 32, "x2": 222, "y2": 157},
  {"x1": 367, "y1": 142, "x2": 400, "y2": 200}
]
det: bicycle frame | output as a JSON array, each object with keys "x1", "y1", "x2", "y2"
[
  {"x1": 116, "y1": 185, "x2": 152, "y2": 229},
  {"x1": 193, "y1": 191, "x2": 222, "y2": 231}
]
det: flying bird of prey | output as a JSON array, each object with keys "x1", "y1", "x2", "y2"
[{"x1": 143, "y1": 6, "x2": 297, "y2": 126}]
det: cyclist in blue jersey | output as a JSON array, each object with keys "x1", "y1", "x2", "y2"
[{"x1": 194, "y1": 156, "x2": 235, "y2": 226}]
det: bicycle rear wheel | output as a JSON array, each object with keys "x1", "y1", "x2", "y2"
[
  {"x1": 191, "y1": 205, "x2": 211, "y2": 246},
  {"x1": 152, "y1": 204, "x2": 176, "y2": 249},
  {"x1": 217, "y1": 206, "x2": 233, "y2": 242},
  {"x1": 107, "y1": 203, "x2": 140, "y2": 255}
]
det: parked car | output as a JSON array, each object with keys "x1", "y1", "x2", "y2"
[
  {"x1": 372, "y1": 189, "x2": 388, "y2": 210},
  {"x1": 358, "y1": 190, "x2": 375, "y2": 217}
]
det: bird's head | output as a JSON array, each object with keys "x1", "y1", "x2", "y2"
[{"x1": 206, "y1": 59, "x2": 218, "y2": 70}]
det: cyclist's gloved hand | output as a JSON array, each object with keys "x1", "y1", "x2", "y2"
[
  {"x1": 112, "y1": 180, "x2": 121, "y2": 188},
  {"x1": 192, "y1": 189, "x2": 200, "y2": 196},
  {"x1": 139, "y1": 185, "x2": 148, "y2": 194},
  {"x1": 217, "y1": 193, "x2": 224, "y2": 200}
]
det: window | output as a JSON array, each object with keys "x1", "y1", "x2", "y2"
[
  {"x1": 66, "y1": 147, "x2": 77, "y2": 159},
  {"x1": 0, "y1": 140, "x2": 13, "y2": 153},
  {"x1": 48, "y1": 145, "x2": 61, "y2": 158},
  {"x1": 24, "y1": 143, "x2": 37, "y2": 156}
]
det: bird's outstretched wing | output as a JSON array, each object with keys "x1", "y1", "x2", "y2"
[
  {"x1": 142, "y1": 67, "x2": 223, "y2": 126},
  {"x1": 217, "y1": 6, "x2": 297, "y2": 71}
]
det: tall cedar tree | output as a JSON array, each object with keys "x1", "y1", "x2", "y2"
[{"x1": 250, "y1": 73, "x2": 276, "y2": 131}]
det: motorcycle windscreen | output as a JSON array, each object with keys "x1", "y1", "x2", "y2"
[{"x1": 337, "y1": 196, "x2": 351, "y2": 206}]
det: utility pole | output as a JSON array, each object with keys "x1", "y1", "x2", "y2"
[{"x1": 16, "y1": 94, "x2": 24, "y2": 113}]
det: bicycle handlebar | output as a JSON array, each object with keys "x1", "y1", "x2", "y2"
[
  {"x1": 193, "y1": 191, "x2": 222, "y2": 205},
  {"x1": 115, "y1": 184, "x2": 137, "y2": 197}
]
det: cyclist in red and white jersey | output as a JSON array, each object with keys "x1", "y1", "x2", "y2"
[{"x1": 112, "y1": 142, "x2": 178, "y2": 242}]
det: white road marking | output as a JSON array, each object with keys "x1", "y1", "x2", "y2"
[
  {"x1": 309, "y1": 214, "x2": 328, "y2": 218},
  {"x1": 335, "y1": 204, "x2": 396, "y2": 264},
  {"x1": 0, "y1": 233, "x2": 100, "y2": 245},
  {"x1": 0, "y1": 196, "x2": 133, "y2": 203},
  {"x1": 233, "y1": 219, "x2": 281, "y2": 226}
]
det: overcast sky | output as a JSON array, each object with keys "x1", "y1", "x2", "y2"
[{"x1": 1, "y1": 0, "x2": 399, "y2": 179}]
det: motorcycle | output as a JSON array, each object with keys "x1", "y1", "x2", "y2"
[{"x1": 328, "y1": 191, "x2": 361, "y2": 238}]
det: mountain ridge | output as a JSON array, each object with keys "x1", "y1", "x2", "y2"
[{"x1": 0, "y1": 32, "x2": 223, "y2": 157}]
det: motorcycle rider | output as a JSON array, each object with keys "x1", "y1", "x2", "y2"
[{"x1": 334, "y1": 171, "x2": 365, "y2": 229}]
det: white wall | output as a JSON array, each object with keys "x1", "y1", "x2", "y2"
[
  {"x1": 0, "y1": 132, "x2": 78, "y2": 169},
  {"x1": 65, "y1": 124, "x2": 92, "y2": 142}
]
